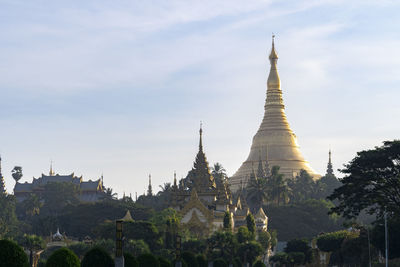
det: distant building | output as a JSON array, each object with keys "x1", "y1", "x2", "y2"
[
  {"x1": 13, "y1": 166, "x2": 105, "y2": 202},
  {"x1": 170, "y1": 126, "x2": 268, "y2": 236}
]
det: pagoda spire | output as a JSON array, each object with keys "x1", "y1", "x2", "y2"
[
  {"x1": 186, "y1": 125, "x2": 216, "y2": 191},
  {"x1": 257, "y1": 151, "x2": 265, "y2": 179},
  {"x1": 147, "y1": 174, "x2": 153, "y2": 196},
  {"x1": 266, "y1": 34, "x2": 283, "y2": 108},
  {"x1": 0, "y1": 156, "x2": 6, "y2": 194},
  {"x1": 199, "y1": 121, "x2": 203, "y2": 152},
  {"x1": 229, "y1": 34, "x2": 321, "y2": 191},
  {"x1": 326, "y1": 149, "x2": 334, "y2": 177},
  {"x1": 49, "y1": 160, "x2": 55, "y2": 176},
  {"x1": 173, "y1": 171, "x2": 177, "y2": 187}
]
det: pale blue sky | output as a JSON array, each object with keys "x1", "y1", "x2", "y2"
[{"x1": 1, "y1": 0, "x2": 399, "y2": 196}]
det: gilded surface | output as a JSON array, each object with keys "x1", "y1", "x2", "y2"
[{"x1": 230, "y1": 38, "x2": 320, "y2": 191}]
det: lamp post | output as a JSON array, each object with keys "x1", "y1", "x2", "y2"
[
  {"x1": 115, "y1": 219, "x2": 124, "y2": 267},
  {"x1": 384, "y1": 211, "x2": 388, "y2": 267},
  {"x1": 175, "y1": 234, "x2": 182, "y2": 267}
]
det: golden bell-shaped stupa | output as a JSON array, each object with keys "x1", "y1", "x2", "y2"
[{"x1": 229, "y1": 36, "x2": 320, "y2": 192}]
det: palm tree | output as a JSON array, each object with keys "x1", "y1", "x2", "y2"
[
  {"x1": 11, "y1": 166, "x2": 23, "y2": 183},
  {"x1": 211, "y1": 162, "x2": 227, "y2": 183},
  {"x1": 246, "y1": 173, "x2": 269, "y2": 211},
  {"x1": 102, "y1": 187, "x2": 117, "y2": 200},
  {"x1": 22, "y1": 194, "x2": 42, "y2": 217},
  {"x1": 268, "y1": 166, "x2": 290, "y2": 205},
  {"x1": 159, "y1": 182, "x2": 172, "y2": 193}
]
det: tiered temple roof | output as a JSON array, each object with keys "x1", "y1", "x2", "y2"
[
  {"x1": 230, "y1": 36, "x2": 320, "y2": 191},
  {"x1": 14, "y1": 167, "x2": 105, "y2": 202},
  {"x1": 171, "y1": 126, "x2": 265, "y2": 235}
]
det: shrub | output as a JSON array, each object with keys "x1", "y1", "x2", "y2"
[
  {"x1": 196, "y1": 254, "x2": 207, "y2": 267},
  {"x1": 124, "y1": 252, "x2": 138, "y2": 267},
  {"x1": 269, "y1": 252, "x2": 288, "y2": 265},
  {"x1": 68, "y1": 242, "x2": 90, "y2": 259},
  {"x1": 46, "y1": 247, "x2": 80, "y2": 267},
  {"x1": 284, "y1": 238, "x2": 311, "y2": 263},
  {"x1": 173, "y1": 259, "x2": 188, "y2": 267},
  {"x1": 181, "y1": 251, "x2": 198, "y2": 267},
  {"x1": 137, "y1": 253, "x2": 160, "y2": 267},
  {"x1": 288, "y1": 252, "x2": 305, "y2": 265},
  {"x1": 126, "y1": 239, "x2": 150, "y2": 257},
  {"x1": 158, "y1": 256, "x2": 171, "y2": 267},
  {"x1": 233, "y1": 258, "x2": 242, "y2": 267},
  {"x1": 81, "y1": 247, "x2": 114, "y2": 267},
  {"x1": 214, "y1": 258, "x2": 228, "y2": 267},
  {"x1": 252, "y1": 260, "x2": 266, "y2": 267},
  {"x1": 316, "y1": 230, "x2": 357, "y2": 252},
  {"x1": 0, "y1": 239, "x2": 29, "y2": 267}
]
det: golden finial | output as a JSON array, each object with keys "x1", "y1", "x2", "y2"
[
  {"x1": 173, "y1": 171, "x2": 177, "y2": 186},
  {"x1": 49, "y1": 160, "x2": 55, "y2": 176},
  {"x1": 199, "y1": 121, "x2": 203, "y2": 151},
  {"x1": 269, "y1": 33, "x2": 278, "y2": 60}
]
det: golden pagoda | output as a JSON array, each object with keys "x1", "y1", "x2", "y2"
[{"x1": 229, "y1": 36, "x2": 320, "y2": 191}]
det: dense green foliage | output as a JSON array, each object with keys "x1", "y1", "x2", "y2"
[
  {"x1": 329, "y1": 140, "x2": 400, "y2": 217},
  {"x1": 125, "y1": 239, "x2": 151, "y2": 256},
  {"x1": 124, "y1": 252, "x2": 139, "y2": 267},
  {"x1": 223, "y1": 211, "x2": 232, "y2": 230},
  {"x1": 45, "y1": 247, "x2": 80, "y2": 267},
  {"x1": 0, "y1": 194, "x2": 18, "y2": 238},
  {"x1": 0, "y1": 239, "x2": 29, "y2": 267},
  {"x1": 158, "y1": 256, "x2": 171, "y2": 267},
  {"x1": 182, "y1": 239, "x2": 206, "y2": 254},
  {"x1": 23, "y1": 234, "x2": 45, "y2": 266},
  {"x1": 237, "y1": 241, "x2": 263, "y2": 265},
  {"x1": 246, "y1": 213, "x2": 256, "y2": 236},
  {"x1": 196, "y1": 254, "x2": 207, "y2": 267},
  {"x1": 236, "y1": 226, "x2": 252, "y2": 244},
  {"x1": 137, "y1": 253, "x2": 160, "y2": 267},
  {"x1": 266, "y1": 199, "x2": 343, "y2": 241},
  {"x1": 41, "y1": 182, "x2": 80, "y2": 216},
  {"x1": 371, "y1": 215, "x2": 400, "y2": 259},
  {"x1": 252, "y1": 260, "x2": 266, "y2": 267},
  {"x1": 95, "y1": 220, "x2": 161, "y2": 250},
  {"x1": 81, "y1": 247, "x2": 114, "y2": 267},
  {"x1": 208, "y1": 231, "x2": 236, "y2": 260},
  {"x1": 315, "y1": 229, "x2": 377, "y2": 266},
  {"x1": 316, "y1": 230, "x2": 355, "y2": 252},
  {"x1": 284, "y1": 238, "x2": 312, "y2": 264},
  {"x1": 213, "y1": 258, "x2": 228, "y2": 267},
  {"x1": 181, "y1": 251, "x2": 198, "y2": 267},
  {"x1": 269, "y1": 252, "x2": 288, "y2": 265}
]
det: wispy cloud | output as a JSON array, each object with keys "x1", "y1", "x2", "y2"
[{"x1": 1, "y1": 0, "x2": 400, "y2": 194}]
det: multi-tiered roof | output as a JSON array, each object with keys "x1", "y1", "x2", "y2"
[{"x1": 230, "y1": 37, "x2": 320, "y2": 191}]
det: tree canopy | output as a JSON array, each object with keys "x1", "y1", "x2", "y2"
[
  {"x1": 329, "y1": 140, "x2": 400, "y2": 218},
  {"x1": 81, "y1": 247, "x2": 115, "y2": 267},
  {"x1": 0, "y1": 239, "x2": 29, "y2": 267},
  {"x1": 45, "y1": 247, "x2": 80, "y2": 267}
]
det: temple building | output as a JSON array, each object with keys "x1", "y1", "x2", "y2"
[
  {"x1": 325, "y1": 149, "x2": 335, "y2": 179},
  {"x1": 14, "y1": 166, "x2": 105, "y2": 202},
  {"x1": 0, "y1": 156, "x2": 6, "y2": 195},
  {"x1": 230, "y1": 37, "x2": 320, "y2": 191},
  {"x1": 170, "y1": 126, "x2": 268, "y2": 236}
]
